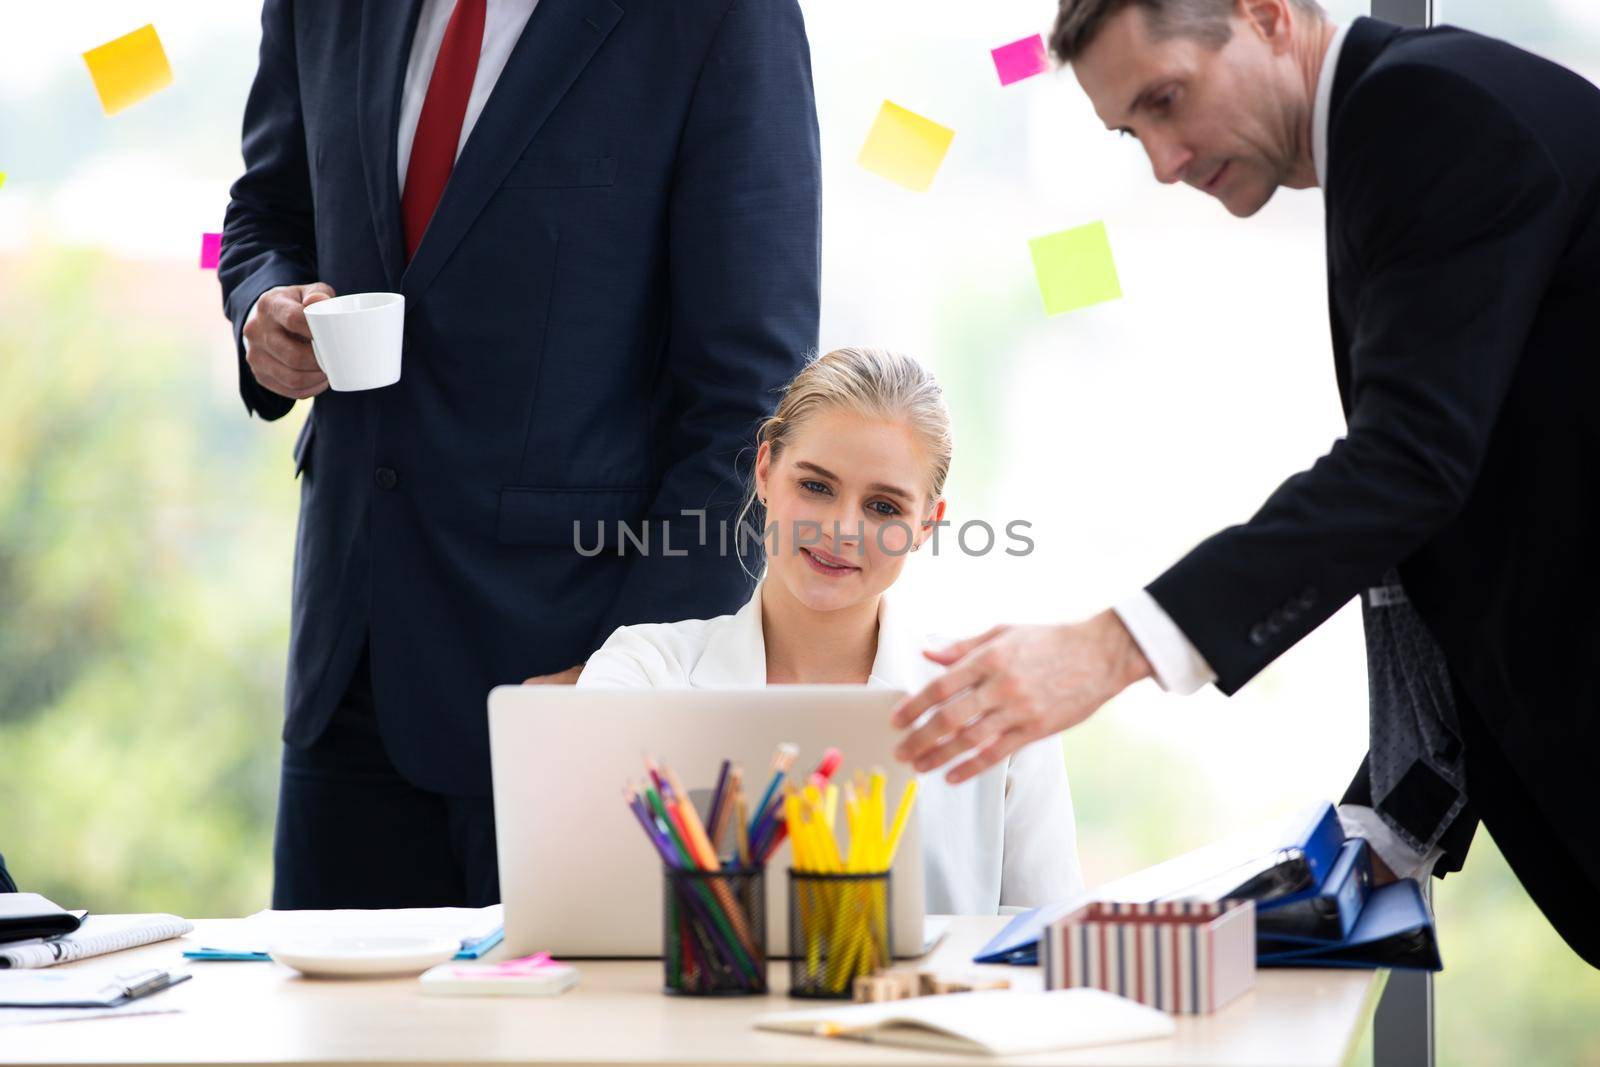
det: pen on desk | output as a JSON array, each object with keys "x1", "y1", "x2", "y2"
[{"x1": 122, "y1": 968, "x2": 186, "y2": 1000}]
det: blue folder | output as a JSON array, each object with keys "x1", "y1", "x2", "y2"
[
  {"x1": 975, "y1": 801, "x2": 1343, "y2": 966},
  {"x1": 1256, "y1": 838, "x2": 1372, "y2": 944},
  {"x1": 1258, "y1": 879, "x2": 1441, "y2": 971}
]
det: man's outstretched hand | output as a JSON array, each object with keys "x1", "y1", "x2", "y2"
[{"x1": 889, "y1": 610, "x2": 1153, "y2": 785}]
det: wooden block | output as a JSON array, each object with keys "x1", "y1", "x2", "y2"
[
  {"x1": 852, "y1": 976, "x2": 888, "y2": 1003},
  {"x1": 857, "y1": 971, "x2": 920, "y2": 1002},
  {"x1": 918, "y1": 973, "x2": 1013, "y2": 997},
  {"x1": 887, "y1": 971, "x2": 920, "y2": 1000}
]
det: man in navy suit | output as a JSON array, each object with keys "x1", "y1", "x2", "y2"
[{"x1": 218, "y1": 0, "x2": 820, "y2": 908}]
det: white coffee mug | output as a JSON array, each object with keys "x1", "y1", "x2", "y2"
[{"x1": 303, "y1": 292, "x2": 404, "y2": 391}]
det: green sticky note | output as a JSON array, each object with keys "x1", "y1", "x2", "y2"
[
  {"x1": 858, "y1": 101, "x2": 955, "y2": 192},
  {"x1": 1028, "y1": 221, "x2": 1123, "y2": 315}
]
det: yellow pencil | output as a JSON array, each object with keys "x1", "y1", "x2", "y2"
[
  {"x1": 784, "y1": 789, "x2": 810, "y2": 870},
  {"x1": 886, "y1": 779, "x2": 919, "y2": 867}
]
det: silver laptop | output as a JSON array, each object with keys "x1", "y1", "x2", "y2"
[{"x1": 488, "y1": 686, "x2": 931, "y2": 959}]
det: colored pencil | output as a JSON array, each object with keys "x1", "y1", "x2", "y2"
[
  {"x1": 625, "y1": 786, "x2": 750, "y2": 983},
  {"x1": 711, "y1": 765, "x2": 742, "y2": 860},
  {"x1": 733, "y1": 789, "x2": 752, "y2": 868},
  {"x1": 761, "y1": 748, "x2": 845, "y2": 861},
  {"x1": 705, "y1": 758, "x2": 732, "y2": 854},
  {"x1": 747, "y1": 743, "x2": 798, "y2": 847},
  {"x1": 886, "y1": 779, "x2": 919, "y2": 866}
]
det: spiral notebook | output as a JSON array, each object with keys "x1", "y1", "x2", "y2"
[{"x1": 0, "y1": 915, "x2": 193, "y2": 969}]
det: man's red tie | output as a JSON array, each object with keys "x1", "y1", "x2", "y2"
[{"x1": 401, "y1": 0, "x2": 487, "y2": 262}]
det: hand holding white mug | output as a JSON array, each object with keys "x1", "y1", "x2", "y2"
[
  {"x1": 243, "y1": 283, "x2": 337, "y2": 400},
  {"x1": 889, "y1": 610, "x2": 1154, "y2": 785}
]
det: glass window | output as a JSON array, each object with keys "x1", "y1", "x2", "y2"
[{"x1": 1436, "y1": 0, "x2": 1600, "y2": 82}]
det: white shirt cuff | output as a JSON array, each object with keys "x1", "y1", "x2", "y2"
[
  {"x1": 1113, "y1": 590, "x2": 1217, "y2": 695},
  {"x1": 1338, "y1": 803, "x2": 1442, "y2": 882}
]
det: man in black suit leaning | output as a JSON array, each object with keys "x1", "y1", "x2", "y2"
[{"x1": 889, "y1": 0, "x2": 1600, "y2": 966}]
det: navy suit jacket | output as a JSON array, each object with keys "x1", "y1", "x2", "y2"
[
  {"x1": 219, "y1": 0, "x2": 821, "y2": 795},
  {"x1": 1149, "y1": 21, "x2": 1600, "y2": 889}
]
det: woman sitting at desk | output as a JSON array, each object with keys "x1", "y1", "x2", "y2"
[{"x1": 577, "y1": 347, "x2": 1083, "y2": 914}]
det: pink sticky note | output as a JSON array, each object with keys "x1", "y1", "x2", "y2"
[
  {"x1": 199, "y1": 232, "x2": 221, "y2": 270},
  {"x1": 455, "y1": 953, "x2": 557, "y2": 978},
  {"x1": 992, "y1": 34, "x2": 1050, "y2": 87}
]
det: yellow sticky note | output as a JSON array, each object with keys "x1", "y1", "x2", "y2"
[
  {"x1": 858, "y1": 101, "x2": 954, "y2": 193},
  {"x1": 83, "y1": 24, "x2": 173, "y2": 116},
  {"x1": 0, "y1": 173, "x2": 7, "y2": 191},
  {"x1": 1028, "y1": 221, "x2": 1123, "y2": 315}
]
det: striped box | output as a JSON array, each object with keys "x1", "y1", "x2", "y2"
[{"x1": 1041, "y1": 900, "x2": 1256, "y2": 1014}]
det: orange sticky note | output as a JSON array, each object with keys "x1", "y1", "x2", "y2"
[
  {"x1": 83, "y1": 25, "x2": 173, "y2": 116},
  {"x1": 858, "y1": 101, "x2": 955, "y2": 193}
]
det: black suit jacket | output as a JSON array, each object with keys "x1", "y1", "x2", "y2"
[
  {"x1": 218, "y1": 0, "x2": 820, "y2": 795},
  {"x1": 1148, "y1": 19, "x2": 1600, "y2": 882}
]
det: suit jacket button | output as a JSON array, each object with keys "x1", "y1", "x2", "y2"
[
  {"x1": 375, "y1": 467, "x2": 398, "y2": 490},
  {"x1": 1298, "y1": 587, "x2": 1317, "y2": 609},
  {"x1": 1249, "y1": 623, "x2": 1269, "y2": 647}
]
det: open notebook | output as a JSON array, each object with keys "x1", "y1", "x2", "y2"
[{"x1": 754, "y1": 989, "x2": 1174, "y2": 1056}]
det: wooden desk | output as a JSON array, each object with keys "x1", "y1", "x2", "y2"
[{"x1": 0, "y1": 917, "x2": 1385, "y2": 1067}]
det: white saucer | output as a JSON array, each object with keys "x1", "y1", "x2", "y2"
[{"x1": 268, "y1": 935, "x2": 461, "y2": 978}]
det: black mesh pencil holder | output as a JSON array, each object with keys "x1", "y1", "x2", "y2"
[
  {"x1": 787, "y1": 870, "x2": 893, "y2": 999},
  {"x1": 662, "y1": 866, "x2": 767, "y2": 995}
]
